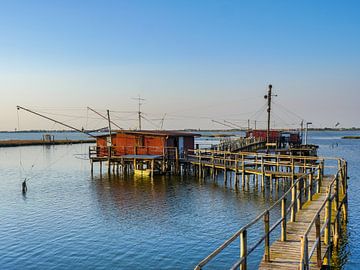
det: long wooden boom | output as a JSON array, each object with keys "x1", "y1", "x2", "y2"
[{"x1": 16, "y1": 105, "x2": 97, "y2": 138}]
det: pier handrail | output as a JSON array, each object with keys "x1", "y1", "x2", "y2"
[
  {"x1": 194, "y1": 162, "x2": 322, "y2": 270},
  {"x1": 299, "y1": 158, "x2": 348, "y2": 269},
  {"x1": 187, "y1": 149, "x2": 325, "y2": 176},
  {"x1": 89, "y1": 145, "x2": 178, "y2": 159}
]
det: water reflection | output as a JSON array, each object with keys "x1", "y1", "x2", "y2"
[{"x1": 0, "y1": 131, "x2": 357, "y2": 269}]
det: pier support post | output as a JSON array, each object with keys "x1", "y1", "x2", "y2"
[
  {"x1": 241, "y1": 155, "x2": 245, "y2": 187},
  {"x1": 300, "y1": 236, "x2": 309, "y2": 270},
  {"x1": 334, "y1": 173, "x2": 340, "y2": 248},
  {"x1": 308, "y1": 170, "x2": 313, "y2": 201},
  {"x1": 291, "y1": 181, "x2": 296, "y2": 222},
  {"x1": 281, "y1": 197, "x2": 287, "y2": 241},
  {"x1": 297, "y1": 179, "x2": 302, "y2": 211},
  {"x1": 323, "y1": 192, "x2": 332, "y2": 266},
  {"x1": 240, "y1": 230, "x2": 247, "y2": 270},
  {"x1": 261, "y1": 156, "x2": 265, "y2": 190},
  {"x1": 264, "y1": 211, "x2": 270, "y2": 262},
  {"x1": 107, "y1": 146, "x2": 111, "y2": 174},
  {"x1": 315, "y1": 214, "x2": 322, "y2": 267}
]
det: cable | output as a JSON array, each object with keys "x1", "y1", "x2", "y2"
[{"x1": 273, "y1": 101, "x2": 304, "y2": 121}]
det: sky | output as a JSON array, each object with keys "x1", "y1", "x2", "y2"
[{"x1": 0, "y1": 0, "x2": 359, "y2": 131}]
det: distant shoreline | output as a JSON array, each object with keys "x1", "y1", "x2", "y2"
[
  {"x1": 342, "y1": 136, "x2": 360, "y2": 139},
  {"x1": 1, "y1": 128, "x2": 359, "y2": 133},
  {"x1": 0, "y1": 139, "x2": 96, "y2": 147}
]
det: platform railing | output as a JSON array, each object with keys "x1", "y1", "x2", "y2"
[
  {"x1": 89, "y1": 145, "x2": 178, "y2": 159},
  {"x1": 193, "y1": 155, "x2": 346, "y2": 270},
  {"x1": 299, "y1": 159, "x2": 348, "y2": 270},
  {"x1": 187, "y1": 149, "x2": 325, "y2": 177},
  {"x1": 194, "y1": 163, "x2": 322, "y2": 270}
]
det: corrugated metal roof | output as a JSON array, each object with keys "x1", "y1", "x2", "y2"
[
  {"x1": 90, "y1": 132, "x2": 117, "y2": 137},
  {"x1": 121, "y1": 154, "x2": 162, "y2": 159}
]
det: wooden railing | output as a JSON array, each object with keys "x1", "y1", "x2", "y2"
[
  {"x1": 194, "y1": 165, "x2": 321, "y2": 270},
  {"x1": 215, "y1": 137, "x2": 265, "y2": 152},
  {"x1": 193, "y1": 154, "x2": 346, "y2": 270},
  {"x1": 89, "y1": 145, "x2": 178, "y2": 159},
  {"x1": 299, "y1": 159, "x2": 348, "y2": 269},
  {"x1": 187, "y1": 149, "x2": 324, "y2": 176}
]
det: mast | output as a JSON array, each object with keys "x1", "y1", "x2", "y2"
[
  {"x1": 264, "y1": 84, "x2": 277, "y2": 152},
  {"x1": 107, "y1": 109, "x2": 112, "y2": 145},
  {"x1": 132, "y1": 95, "x2": 145, "y2": 130}
]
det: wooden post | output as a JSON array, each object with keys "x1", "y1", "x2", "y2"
[
  {"x1": 338, "y1": 160, "x2": 345, "y2": 195},
  {"x1": 342, "y1": 194, "x2": 348, "y2": 223},
  {"x1": 242, "y1": 155, "x2": 245, "y2": 187},
  {"x1": 343, "y1": 161, "x2": 348, "y2": 222},
  {"x1": 315, "y1": 214, "x2": 322, "y2": 267},
  {"x1": 291, "y1": 158, "x2": 295, "y2": 184},
  {"x1": 308, "y1": 170, "x2": 313, "y2": 201},
  {"x1": 297, "y1": 179, "x2": 302, "y2": 211},
  {"x1": 300, "y1": 236, "x2": 309, "y2": 270},
  {"x1": 334, "y1": 173, "x2": 340, "y2": 248},
  {"x1": 212, "y1": 151, "x2": 216, "y2": 180},
  {"x1": 240, "y1": 230, "x2": 247, "y2": 270},
  {"x1": 264, "y1": 211, "x2": 270, "y2": 262},
  {"x1": 323, "y1": 193, "x2": 332, "y2": 266},
  {"x1": 235, "y1": 159, "x2": 239, "y2": 186},
  {"x1": 151, "y1": 159, "x2": 155, "y2": 177},
  {"x1": 261, "y1": 156, "x2": 265, "y2": 189},
  {"x1": 175, "y1": 147, "x2": 179, "y2": 175},
  {"x1": 281, "y1": 197, "x2": 287, "y2": 241},
  {"x1": 291, "y1": 183, "x2": 296, "y2": 222},
  {"x1": 107, "y1": 146, "x2": 111, "y2": 174}
]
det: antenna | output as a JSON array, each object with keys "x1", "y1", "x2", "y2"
[
  {"x1": 132, "y1": 95, "x2": 145, "y2": 130},
  {"x1": 160, "y1": 113, "x2": 166, "y2": 130}
]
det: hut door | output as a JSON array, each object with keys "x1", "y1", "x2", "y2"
[
  {"x1": 106, "y1": 136, "x2": 112, "y2": 147},
  {"x1": 178, "y1": 136, "x2": 184, "y2": 158}
]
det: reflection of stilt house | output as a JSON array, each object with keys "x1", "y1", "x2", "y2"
[{"x1": 89, "y1": 130, "x2": 200, "y2": 176}]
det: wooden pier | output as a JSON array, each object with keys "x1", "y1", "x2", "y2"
[{"x1": 192, "y1": 150, "x2": 348, "y2": 270}]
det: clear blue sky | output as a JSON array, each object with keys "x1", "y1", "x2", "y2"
[{"x1": 1, "y1": 0, "x2": 359, "y2": 130}]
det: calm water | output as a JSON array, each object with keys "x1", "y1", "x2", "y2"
[{"x1": 0, "y1": 131, "x2": 359, "y2": 269}]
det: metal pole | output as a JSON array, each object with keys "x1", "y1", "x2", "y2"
[
  {"x1": 88, "y1": 107, "x2": 123, "y2": 130},
  {"x1": 266, "y1": 84, "x2": 272, "y2": 152}
]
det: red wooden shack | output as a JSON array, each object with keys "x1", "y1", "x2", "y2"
[
  {"x1": 246, "y1": 129, "x2": 302, "y2": 146},
  {"x1": 246, "y1": 129, "x2": 281, "y2": 143},
  {"x1": 94, "y1": 130, "x2": 200, "y2": 158}
]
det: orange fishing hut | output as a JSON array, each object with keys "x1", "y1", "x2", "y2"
[{"x1": 94, "y1": 130, "x2": 199, "y2": 158}]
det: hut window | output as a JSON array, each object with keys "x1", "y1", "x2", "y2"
[{"x1": 138, "y1": 136, "x2": 145, "y2": 146}]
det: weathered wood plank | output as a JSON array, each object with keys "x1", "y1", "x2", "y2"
[{"x1": 258, "y1": 177, "x2": 332, "y2": 270}]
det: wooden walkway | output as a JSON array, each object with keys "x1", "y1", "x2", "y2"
[
  {"x1": 259, "y1": 177, "x2": 331, "y2": 270},
  {"x1": 193, "y1": 153, "x2": 348, "y2": 270}
]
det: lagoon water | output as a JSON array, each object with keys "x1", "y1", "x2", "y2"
[{"x1": 0, "y1": 131, "x2": 359, "y2": 269}]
